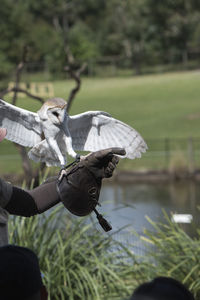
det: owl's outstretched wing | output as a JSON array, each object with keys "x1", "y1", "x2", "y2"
[
  {"x1": 0, "y1": 99, "x2": 42, "y2": 147},
  {"x1": 68, "y1": 111, "x2": 147, "y2": 159}
]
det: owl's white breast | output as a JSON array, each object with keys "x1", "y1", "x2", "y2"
[{"x1": 40, "y1": 117, "x2": 62, "y2": 139}]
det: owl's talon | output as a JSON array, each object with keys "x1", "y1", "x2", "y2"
[
  {"x1": 58, "y1": 168, "x2": 67, "y2": 181},
  {"x1": 76, "y1": 154, "x2": 80, "y2": 162}
]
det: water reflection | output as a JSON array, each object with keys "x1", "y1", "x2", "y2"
[
  {"x1": 99, "y1": 180, "x2": 200, "y2": 236},
  {"x1": 43, "y1": 180, "x2": 200, "y2": 255}
]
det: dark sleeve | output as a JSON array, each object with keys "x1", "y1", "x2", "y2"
[
  {"x1": 5, "y1": 186, "x2": 39, "y2": 217},
  {"x1": 5, "y1": 180, "x2": 60, "y2": 217},
  {"x1": 28, "y1": 180, "x2": 60, "y2": 213}
]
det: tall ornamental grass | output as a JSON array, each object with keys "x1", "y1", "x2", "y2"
[
  {"x1": 8, "y1": 206, "x2": 200, "y2": 299},
  {"x1": 8, "y1": 206, "x2": 135, "y2": 300},
  {"x1": 135, "y1": 210, "x2": 200, "y2": 299}
]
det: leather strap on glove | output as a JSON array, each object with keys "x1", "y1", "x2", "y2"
[{"x1": 57, "y1": 148, "x2": 125, "y2": 232}]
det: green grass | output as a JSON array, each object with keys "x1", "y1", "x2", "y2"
[{"x1": 1, "y1": 70, "x2": 200, "y2": 174}]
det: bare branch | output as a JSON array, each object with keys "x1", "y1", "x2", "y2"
[
  {"x1": 14, "y1": 143, "x2": 33, "y2": 184},
  {"x1": 65, "y1": 62, "x2": 87, "y2": 112},
  {"x1": 9, "y1": 46, "x2": 34, "y2": 184},
  {"x1": 64, "y1": 45, "x2": 75, "y2": 65},
  {"x1": 77, "y1": 62, "x2": 88, "y2": 77},
  {"x1": 12, "y1": 46, "x2": 28, "y2": 105},
  {"x1": 53, "y1": 16, "x2": 62, "y2": 32},
  {"x1": 0, "y1": 87, "x2": 44, "y2": 104},
  {"x1": 2, "y1": 46, "x2": 47, "y2": 186}
]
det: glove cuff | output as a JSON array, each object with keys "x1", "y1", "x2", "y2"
[{"x1": 57, "y1": 164, "x2": 101, "y2": 217}]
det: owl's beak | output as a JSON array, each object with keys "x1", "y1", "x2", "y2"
[{"x1": 62, "y1": 104, "x2": 67, "y2": 110}]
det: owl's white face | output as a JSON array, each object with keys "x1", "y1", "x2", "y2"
[
  {"x1": 37, "y1": 98, "x2": 68, "y2": 126},
  {"x1": 47, "y1": 106, "x2": 67, "y2": 125}
]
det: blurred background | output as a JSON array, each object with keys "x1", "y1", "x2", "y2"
[
  {"x1": 1, "y1": 0, "x2": 200, "y2": 176},
  {"x1": 1, "y1": 0, "x2": 200, "y2": 236},
  {"x1": 2, "y1": 1, "x2": 200, "y2": 298}
]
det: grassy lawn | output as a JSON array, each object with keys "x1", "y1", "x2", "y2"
[{"x1": 1, "y1": 70, "x2": 200, "y2": 174}]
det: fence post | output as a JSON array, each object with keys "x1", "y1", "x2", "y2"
[
  {"x1": 188, "y1": 137, "x2": 194, "y2": 174},
  {"x1": 164, "y1": 138, "x2": 170, "y2": 168}
]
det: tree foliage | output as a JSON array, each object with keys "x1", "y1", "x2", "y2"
[{"x1": 1, "y1": 0, "x2": 200, "y2": 78}]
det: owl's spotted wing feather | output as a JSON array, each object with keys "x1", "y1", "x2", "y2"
[
  {"x1": 68, "y1": 111, "x2": 147, "y2": 159},
  {"x1": 0, "y1": 99, "x2": 42, "y2": 147}
]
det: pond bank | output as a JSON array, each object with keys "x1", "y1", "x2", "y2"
[
  {"x1": 2, "y1": 168, "x2": 200, "y2": 186},
  {"x1": 110, "y1": 169, "x2": 200, "y2": 184}
]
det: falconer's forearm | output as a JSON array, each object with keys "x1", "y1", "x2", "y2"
[
  {"x1": 3, "y1": 179, "x2": 60, "y2": 217},
  {"x1": 0, "y1": 178, "x2": 13, "y2": 209},
  {"x1": 28, "y1": 180, "x2": 60, "y2": 213}
]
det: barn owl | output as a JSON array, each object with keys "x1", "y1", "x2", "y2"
[{"x1": 0, "y1": 98, "x2": 147, "y2": 166}]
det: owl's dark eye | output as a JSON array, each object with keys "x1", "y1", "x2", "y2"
[{"x1": 52, "y1": 111, "x2": 59, "y2": 118}]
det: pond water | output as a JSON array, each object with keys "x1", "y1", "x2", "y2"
[
  {"x1": 98, "y1": 180, "x2": 200, "y2": 241},
  {"x1": 50, "y1": 180, "x2": 200, "y2": 253},
  {"x1": 43, "y1": 180, "x2": 200, "y2": 255}
]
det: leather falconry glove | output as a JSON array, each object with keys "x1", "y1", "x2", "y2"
[{"x1": 57, "y1": 148, "x2": 125, "y2": 232}]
